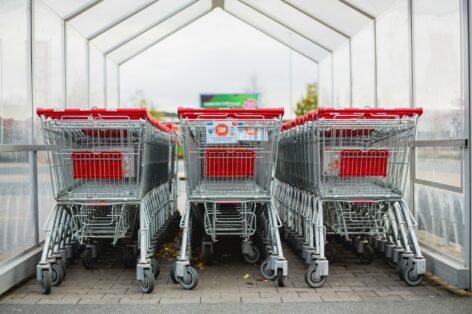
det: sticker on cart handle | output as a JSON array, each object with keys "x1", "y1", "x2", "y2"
[{"x1": 206, "y1": 121, "x2": 237, "y2": 144}]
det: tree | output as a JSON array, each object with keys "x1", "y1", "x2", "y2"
[{"x1": 295, "y1": 82, "x2": 318, "y2": 117}]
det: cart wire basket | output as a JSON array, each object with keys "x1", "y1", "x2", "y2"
[
  {"x1": 274, "y1": 107, "x2": 426, "y2": 288},
  {"x1": 36, "y1": 107, "x2": 179, "y2": 294},
  {"x1": 172, "y1": 107, "x2": 288, "y2": 289}
]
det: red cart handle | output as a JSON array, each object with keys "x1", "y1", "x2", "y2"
[
  {"x1": 178, "y1": 107, "x2": 284, "y2": 119},
  {"x1": 36, "y1": 107, "x2": 172, "y2": 133},
  {"x1": 306, "y1": 107, "x2": 423, "y2": 121}
]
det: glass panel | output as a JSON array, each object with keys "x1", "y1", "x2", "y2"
[
  {"x1": 351, "y1": 24, "x2": 375, "y2": 107},
  {"x1": 0, "y1": 0, "x2": 32, "y2": 144},
  {"x1": 416, "y1": 147, "x2": 462, "y2": 188},
  {"x1": 344, "y1": 0, "x2": 396, "y2": 17},
  {"x1": 415, "y1": 183, "x2": 465, "y2": 263},
  {"x1": 332, "y1": 43, "x2": 350, "y2": 107},
  {"x1": 34, "y1": 0, "x2": 65, "y2": 144},
  {"x1": 42, "y1": 0, "x2": 96, "y2": 19},
  {"x1": 225, "y1": 0, "x2": 328, "y2": 62},
  {"x1": 106, "y1": 59, "x2": 119, "y2": 108},
  {"x1": 0, "y1": 152, "x2": 33, "y2": 262},
  {"x1": 119, "y1": 8, "x2": 317, "y2": 118},
  {"x1": 318, "y1": 57, "x2": 332, "y2": 107},
  {"x1": 284, "y1": 0, "x2": 371, "y2": 37},
  {"x1": 414, "y1": 0, "x2": 462, "y2": 140},
  {"x1": 66, "y1": 26, "x2": 88, "y2": 107},
  {"x1": 92, "y1": 0, "x2": 196, "y2": 53},
  {"x1": 377, "y1": 0, "x2": 409, "y2": 107},
  {"x1": 38, "y1": 151, "x2": 54, "y2": 242},
  {"x1": 89, "y1": 45, "x2": 105, "y2": 107},
  {"x1": 69, "y1": 0, "x2": 150, "y2": 39},
  {"x1": 109, "y1": 0, "x2": 212, "y2": 64},
  {"x1": 241, "y1": 0, "x2": 346, "y2": 50}
]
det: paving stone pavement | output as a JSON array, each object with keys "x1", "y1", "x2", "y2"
[{"x1": 0, "y1": 242, "x2": 462, "y2": 305}]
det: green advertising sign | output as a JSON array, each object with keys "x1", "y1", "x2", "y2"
[{"x1": 200, "y1": 93, "x2": 259, "y2": 108}]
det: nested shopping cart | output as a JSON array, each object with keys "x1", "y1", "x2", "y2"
[
  {"x1": 274, "y1": 107, "x2": 425, "y2": 288},
  {"x1": 173, "y1": 107, "x2": 287, "y2": 289},
  {"x1": 36, "y1": 108, "x2": 179, "y2": 294}
]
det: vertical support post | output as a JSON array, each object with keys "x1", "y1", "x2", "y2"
[
  {"x1": 104, "y1": 55, "x2": 107, "y2": 108},
  {"x1": 117, "y1": 65, "x2": 121, "y2": 108},
  {"x1": 461, "y1": 0, "x2": 471, "y2": 289},
  {"x1": 373, "y1": 19, "x2": 378, "y2": 107},
  {"x1": 407, "y1": 0, "x2": 416, "y2": 216},
  {"x1": 349, "y1": 39, "x2": 353, "y2": 107},
  {"x1": 27, "y1": 0, "x2": 39, "y2": 246},
  {"x1": 86, "y1": 40, "x2": 90, "y2": 107},
  {"x1": 63, "y1": 21, "x2": 67, "y2": 107},
  {"x1": 330, "y1": 53, "x2": 334, "y2": 106}
]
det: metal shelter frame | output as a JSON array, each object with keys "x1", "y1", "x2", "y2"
[{"x1": 0, "y1": 0, "x2": 470, "y2": 295}]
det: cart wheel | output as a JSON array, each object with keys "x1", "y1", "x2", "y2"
[
  {"x1": 243, "y1": 244, "x2": 261, "y2": 265},
  {"x1": 386, "y1": 257, "x2": 396, "y2": 268},
  {"x1": 40, "y1": 269, "x2": 52, "y2": 295},
  {"x1": 359, "y1": 245, "x2": 374, "y2": 264},
  {"x1": 402, "y1": 264, "x2": 423, "y2": 286},
  {"x1": 57, "y1": 258, "x2": 67, "y2": 276},
  {"x1": 50, "y1": 263, "x2": 65, "y2": 286},
  {"x1": 178, "y1": 266, "x2": 199, "y2": 290},
  {"x1": 260, "y1": 259, "x2": 276, "y2": 280},
  {"x1": 325, "y1": 242, "x2": 336, "y2": 264},
  {"x1": 276, "y1": 269, "x2": 285, "y2": 287},
  {"x1": 304, "y1": 265, "x2": 326, "y2": 288},
  {"x1": 139, "y1": 269, "x2": 155, "y2": 293},
  {"x1": 151, "y1": 258, "x2": 160, "y2": 279},
  {"x1": 398, "y1": 257, "x2": 409, "y2": 279},
  {"x1": 81, "y1": 248, "x2": 96, "y2": 269},
  {"x1": 122, "y1": 248, "x2": 136, "y2": 269},
  {"x1": 169, "y1": 262, "x2": 178, "y2": 284},
  {"x1": 202, "y1": 244, "x2": 213, "y2": 266}
]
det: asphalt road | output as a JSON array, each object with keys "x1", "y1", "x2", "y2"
[{"x1": 1, "y1": 298, "x2": 472, "y2": 314}]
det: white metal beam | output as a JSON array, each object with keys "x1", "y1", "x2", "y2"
[
  {"x1": 64, "y1": 0, "x2": 104, "y2": 22},
  {"x1": 88, "y1": 0, "x2": 161, "y2": 40},
  {"x1": 238, "y1": 0, "x2": 332, "y2": 53},
  {"x1": 224, "y1": 10, "x2": 320, "y2": 63},
  {"x1": 118, "y1": 9, "x2": 212, "y2": 65},
  {"x1": 104, "y1": 0, "x2": 199, "y2": 55},
  {"x1": 282, "y1": 0, "x2": 350, "y2": 39}
]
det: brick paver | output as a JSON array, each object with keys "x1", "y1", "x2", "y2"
[{"x1": 0, "y1": 242, "x2": 461, "y2": 305}]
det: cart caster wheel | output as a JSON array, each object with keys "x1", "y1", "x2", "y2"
[
  {"x1": 402, "y1": 265, "x2": 423, "y2": 286},
  {"x1": 398, "y1": 258, "x2": 409, "y2": 279},
  {"x1": 170, "y1": 262, "x2": 178, "y2": 284},
  {"x1": 387, "y1": 257, "x2": 396, "y2": 268},
  {"x1": 150, "y1": 258, "x2": 160, "y2": 279},
  {"x1": 243, "y1": 244, "x2": 261, "y2": 265},
  {"x1": 202, "y1": 244, "x2": 213, "y2": 266},
  {"x1": 139, "y1": 269, "x2": 155, "y2": 293},
  {"x1": 122, "y1": 247, "x2": 137, "y2": 269},
  {"x1": 50, "y1": 263, "x2": 65, "y2": 286},
  {"x1": 304, "y1": 265, "x2": 326, "y2": 288},
  {"x1": 260, "y1": 259, "x2": 276, "y2": 280},
  {"x1": 178, "y1": 266, "x2": 199, "y2": 290},
  {"x1": 57, "y1": 258, "x2": 67, "y2": 275},
  {"x1": 81, "y1": 248, "x2": 96, "y2": 269},
  {"x1": 277, "y1": 269, "x2": 285, "y2": 287},
  {"x1": 359, "y1": 245, "x2": 374, "y2": 264},
  {"x1": 325, "y1": 243, "x2": 336, "y2": 264},
  {"x1": 40, "y1": 269, "x2": 51, "y2": 295}
]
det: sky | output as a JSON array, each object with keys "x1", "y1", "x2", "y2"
[{"x1": 119, "y1": 8, "x2": 318, "y2": 119}]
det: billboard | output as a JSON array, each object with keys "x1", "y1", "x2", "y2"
[{"x1": 200, "y1": 93, "x2": 259, "y2": 108}]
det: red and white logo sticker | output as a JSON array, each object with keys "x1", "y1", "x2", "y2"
[{"x1": 215, "y1": 123, "x2": 229, "y2": 137}]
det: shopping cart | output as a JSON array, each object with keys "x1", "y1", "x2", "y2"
[
  {"x1": 274, "y1": 107, "x2": 425, "y2": 288},
  {"x1": 173, "y1": 107, "x2": 287, "y2": 289},
  {"x1": 36, "y1": 108, "x2": 179, "y2": 294}
]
